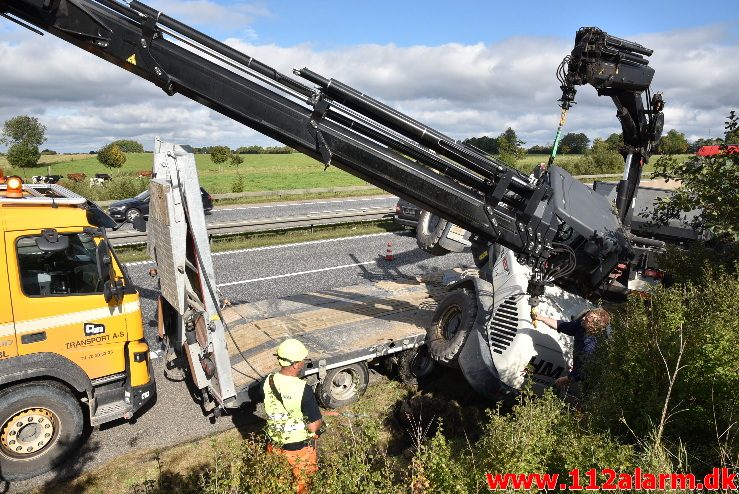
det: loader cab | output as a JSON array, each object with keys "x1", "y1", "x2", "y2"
[{"x1": 0, "y1": 179, "x2": 155, "y2": 481}]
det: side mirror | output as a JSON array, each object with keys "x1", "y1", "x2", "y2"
[
  {"x1": 36, "y1": 229, "x2": 69, "y2": 252},
  {"x1": 103, "y1": 279, "x2": 124, "y2": 304},
  {"x1": 85, "y1": 203, "x2": 118, "y2": 229}
]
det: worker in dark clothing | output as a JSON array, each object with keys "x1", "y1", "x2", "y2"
[
  {"x1": 262, "y1": 338, "x2": 323, "y2": 494},
  {"x1": 533, "y1": 308, "x2": 610, "y2": 390}
]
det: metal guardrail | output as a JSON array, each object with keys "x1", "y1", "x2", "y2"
[
  {"x1": 108, "y1": 208, "x2": 395, "y2": 246},
  {"x1": 96, "y1": 185, "x2": 383, "y2": 207}
]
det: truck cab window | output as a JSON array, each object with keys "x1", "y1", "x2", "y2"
[{"x1": 17, "y1": 233, "x2": 102, "y2": 296}]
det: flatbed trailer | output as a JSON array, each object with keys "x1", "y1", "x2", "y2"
[{"x1": 216, "y1": 270, "x2": 466, "y2": 407}]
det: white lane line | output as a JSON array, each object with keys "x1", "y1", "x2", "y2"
[
  {"x1": 124, "y1": 232, "x2": 395, "y2": 267},
  {"x1": 218, "y1": 197, "x2": 393, "y2": 212},
  {"x1": 217, "y1": 261, "x2": 376, "y2": 287}
]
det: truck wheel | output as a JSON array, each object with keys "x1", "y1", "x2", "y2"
[
  {"x1": 427, "y1": 288, "x2": 477, "y2": 367},
  {"x1": 397, "y1": 346, "x2": 436, "y2": 387},
  {"x1": 0, "y1": 383, "x2": 84, "y2": 481},
  {"x1": 416, "y1": 210, "x2": 451, "y2": 256},
  {"x1": 317, "y1": 363, "x2": 369, "y2": 409}
]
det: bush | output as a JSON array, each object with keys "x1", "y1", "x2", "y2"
[
  {"x1": 230, "y1": 153, "x2": 244, "y2": 168},
  {"x1": 564, "y1": 143, "x2": 623, "y2": 176},
  {"x1": 6, "y1": 142, "x2": 41, "y2": 168},
  {"x1": 585, "y1": 248, "x2": 739, "y2": 473},
  {"x1": 59, "y1": 175, "x2": 148, "y2": 201},
  {"x1": 231, "y1": 174, "x2": 245, "y2": 193},
  {"x1": 209, "y1": 145, "x2": 231, "y2": 165},
  {"x1": 110, "y1": 139, "x2": 144, "y2": 153},
  {"x1": 97, "y1": 143, "x2": 127, "y2": 169}
]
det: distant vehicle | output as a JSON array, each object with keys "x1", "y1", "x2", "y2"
[
  {"x1": 393, "y1": 198, "x2": 421, "y2": 229},
  {"x1": 696, "y1": 145, "x2": 739, "y2": 157},
  {"x1": 108, "y1": 187, "x2": 213, "y2": 222}
]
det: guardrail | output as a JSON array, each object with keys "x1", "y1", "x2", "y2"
[{"x1": 108, "y1": 208, "x2": 395, "y2": 246}]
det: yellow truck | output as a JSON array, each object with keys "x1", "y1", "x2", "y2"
[{"x1": 0, "y1": 175, "x2": 155, "y2": 480}]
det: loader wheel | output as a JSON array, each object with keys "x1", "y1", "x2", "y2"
[
  {"x1": 397, "y1": 346, "x2": 436, "y2": 387},
  {"x1": 0, "y1": 383, "x2": 84, "y2": 481},
  {"x1": 317, "y1": 363, "x2": 369, "y2": 409},
  {"x1": 416, "y1": 210, "x2": 452, "y2": 256},
  {"x1": 427, "y1": 288, "x2": 477, "y2": 367}
]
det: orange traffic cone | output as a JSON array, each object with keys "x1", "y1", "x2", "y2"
[{"x1": 385, "y1": 242, "x2": 393, "y2": 261}]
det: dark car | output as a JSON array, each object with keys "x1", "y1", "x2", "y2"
[
  {"x1": 393, "y1": 198, "x2": 421, "y2": 229},
  {"x1": 108, "y1": 187, "x2": 213, "y2": 222}
]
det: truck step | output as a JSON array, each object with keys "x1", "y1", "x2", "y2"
[{"x1": 91, "y1": 400, "x2": 130, "y2": 426}]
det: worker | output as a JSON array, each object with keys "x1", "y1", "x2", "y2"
[
  {"x1": 263, "y1": 338, "x2": 323, "y2": 494},
  {"x1": 532, "y1": 308, "x2": 611, "y2": 391}
]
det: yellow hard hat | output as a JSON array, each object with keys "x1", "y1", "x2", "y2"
[{"x1": 275, "y1": 338, "x2": 309, "y2": 366}]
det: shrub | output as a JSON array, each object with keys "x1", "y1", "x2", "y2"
[
  {"x1": 59, "y1": 175, "x2": 148, "y2": 201},
  {"x1": 585, "y1": 250, "x2": 739, "y2": 473},
  {"x1": 6, "y1": 142, "x2": 41, "y2": 167},
  {"x1": 209, "y1": 145, "x2": 231, "y2": 165},
  {"x1": 97, "y1": 143, "x2": 127, "y2": 169},
  {"x1": 230, "y1": 153, "x2": 244, "y2": 168},
  {"x1": 110, "y1": 139, "x2": 144, "y2": 153},
  {"x1": 231, "y1": 174, "x2": 245, "y2": 193}
]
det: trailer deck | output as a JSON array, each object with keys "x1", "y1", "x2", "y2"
[{"x1": 217, "y1": 270, "x2": 471, "y2": 397}]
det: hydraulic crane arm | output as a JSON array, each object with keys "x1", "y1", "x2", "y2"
[
  {"x1": 558, "y1": 27, "x2": 665, "y2": 227},
  {"x1": 1, "y1": 0, "x2": 663, "y2": 300}
]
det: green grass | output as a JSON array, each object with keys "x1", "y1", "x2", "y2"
[
  {"x1": 2, "y1": 152, "x2": 367, "y2": 194},
  {"x1": 2, "y1": 152, "x2": 692, "y2": 199},
  {"x1": 115, "y1": 219, "x2": 401, "y2": 263}
]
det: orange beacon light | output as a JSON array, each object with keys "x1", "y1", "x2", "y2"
[{"x1": 5, "y1": 176, "x2": 24, "y2": 198}]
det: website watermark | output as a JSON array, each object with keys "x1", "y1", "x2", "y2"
[{"x1": 485, "y1": 467, "x2": 737, "y2": 490}]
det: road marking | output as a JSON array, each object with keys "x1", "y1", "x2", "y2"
[
  {"x1": 124, "y1": 232, "x2": 395, "y2": 267},
  {"x1": 217, "y1": 261, "x2": 377, "y2": 287},
  {"x1": 217, "y1": 197, "x2": 393, "y2": 212}
]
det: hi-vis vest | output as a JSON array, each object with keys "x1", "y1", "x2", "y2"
[{"x1": 263, "y1": 373, "x2": 311, "y2": 445}]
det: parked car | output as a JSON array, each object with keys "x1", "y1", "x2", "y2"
[
  {"x1": 108, "y1": 187, "x2": 213, "y2": 222},
  {"x1": 393, "y1": 198, "x2": 421, "y2": 229}
]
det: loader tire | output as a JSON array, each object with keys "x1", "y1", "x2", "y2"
[
  {"x1": 416, "y1": 210, "x2": 451, "y2": 256},
  {"x1": 0, "y1": 382, "x2": 84, "y2": 481},
  {"x1": 427, "y1": 288, "x2": 477, "y2": 367}
]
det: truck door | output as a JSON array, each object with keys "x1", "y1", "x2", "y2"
[
  {"x1": 5, "y1": 229, "x2": 131, "y2": 378},
  {"x1": 0, "y1": 232, "x2": 18, "y2": 360}
]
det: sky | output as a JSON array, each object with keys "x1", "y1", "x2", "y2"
[{"x1": 0, "y1": 0, "x2": 737, "y2": 153}]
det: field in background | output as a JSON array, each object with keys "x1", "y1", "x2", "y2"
[
  {"x1": 1, "y1": 153, "x2": 366, "y2": 194},
  {"x1": 1, "y1": 152, "x2": 691, "y2": 195}
]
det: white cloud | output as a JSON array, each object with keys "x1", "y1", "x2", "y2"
[{"x1": 0, "y1": 23, "x2": 737, "y2": 154}]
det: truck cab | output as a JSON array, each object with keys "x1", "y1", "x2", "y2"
[{"x1": 0, "y1": 176, "x2": 155, "y2": 481}]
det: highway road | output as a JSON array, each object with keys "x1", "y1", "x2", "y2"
[
  {"x1": 112, "y1": 194, "x2": 398, "y2": 232},
  {"x1": 9, "y1": 229, "x2": 472, "y2": 492}
]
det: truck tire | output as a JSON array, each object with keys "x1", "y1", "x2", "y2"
[
  {"x1": 427, "y1": 288, "x2": 477, "y2": 367},
  {"x1": 416, "y1": 210, "x2": 451, "y2": 256},
  {"x1": 316, "y1": 363, "x2": 369, "y2": 409},
  {"x1": 0, "y1": 382, "x2": 84, "y2": 481},
  {"x1": 396, "y1": 346, "x2": 436, "y2": 387}
]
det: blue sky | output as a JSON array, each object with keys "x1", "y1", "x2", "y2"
[
  {"x1": 1, "y1": 0, "x2": 737, "y2": 152},
  {"x1": 214, "y1": 0, "x2": 739, "y2": 46}
]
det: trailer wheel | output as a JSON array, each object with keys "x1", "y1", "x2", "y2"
[
  {"x1": 0, "y1": 382, "x2": 84, "y2": 481},
  {"x1": 397, "y1": 346, "x2": 436, "y2": 387},
  {"x1": 416, "y1": 210, "x2": 451, "y2": 256},
  {"x1": 427, "y1": 288, "x2": 477, "y2": 367},
  {"x1": 317, "y1": 363, "x2": 369, "y2": 409}
]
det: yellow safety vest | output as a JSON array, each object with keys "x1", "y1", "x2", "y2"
[{"x1": 263, "y1": 373, "x2": 311, "y2": 445}]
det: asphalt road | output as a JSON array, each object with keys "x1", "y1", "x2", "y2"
[
  {"x1": 113, "y1": 195, "x2": 398, "y2": 232},
  {"x1": 8, "y1": 229, "x2": 471, "y2": 492}
]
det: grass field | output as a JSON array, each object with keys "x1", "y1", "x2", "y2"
[
  {"x1": 1, "y1": 152, "x2": 367, "y2": 194},
  {"x1": 1, "y1": 152, "x2": 691, "y2": 196}
]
